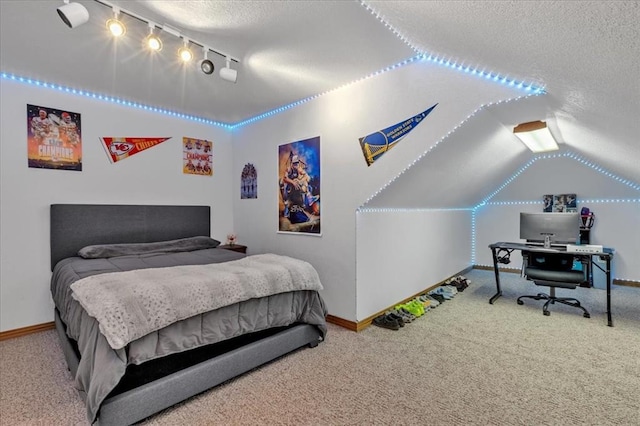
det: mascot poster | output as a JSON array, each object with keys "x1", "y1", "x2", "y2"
[
  {"x1": 27, "y1": 104, "x2": 82, "y2": 171},
  {"x1": 278, "y1": 136, "x2": 321, "y2": 235}
]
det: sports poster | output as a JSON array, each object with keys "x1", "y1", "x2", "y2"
[
  {"x1": 100, "y1": 137, "x2": 171, "y2": 163},
  {"x1": 359, "y1": 103, "x2": 438, "y2": 166},
  {"x1": 27, "y1": 104, "x2": 82, "y2": 171},
  {"x1": 554, "y1": 193, "x2": 577, "y2": 212},
  {"x1": 278, "y1": 136, "x2": 321, "y2": 235},
  {"x1": 183, "y1": 137, "x2": 212, "y2": 176},
  {"x1": 241, "y1": 163, "x2": 258, "y2": 199},
  {"x1": 543, "y1": 193, "x2": 577, "y2": 212}
]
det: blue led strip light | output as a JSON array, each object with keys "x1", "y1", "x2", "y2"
[
  {"x1": 482, "y1": 199, "x2": 640, "y2": 207},
  {"x1": 476, "y1": 151, "x2": 640, "y2": 209},
  {"x1": 229, "y1": 54, "x2": 424, "y2": 129},
  {"x1": 471, "y1": 208, "x2": 477, "y2": 264},
  {"x1": 357, "y1": 207, "x2": 473, "y2": 213},
  {"x1": 359, "y1": 1, "x2": 545, "y2": 96},
  {"x1": 1, "y1": 72, "x2": 232, "y2": 130}
]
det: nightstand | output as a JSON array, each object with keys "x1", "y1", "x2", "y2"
[{"x1": 218, "y1": 244, "x2": 247, "y2": 254}]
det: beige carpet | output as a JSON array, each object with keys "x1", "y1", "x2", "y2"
[{"x1": 1, "y1": 269, "x2": 639, "y2": 425}]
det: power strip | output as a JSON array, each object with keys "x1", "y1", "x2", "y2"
[{"x1": 567, "y1": 244, "x2": 604, "y2": 253}]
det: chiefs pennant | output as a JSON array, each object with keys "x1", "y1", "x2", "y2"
[{"x1": 100, "y1": 137, "x2": 171, "y2": 163}]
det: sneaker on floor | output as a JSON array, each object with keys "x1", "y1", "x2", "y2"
[
  {"x1": 422, "y1": 294, "x2": 440, "y2": 307},
  {"x1": 385, "y1": 311, "x2": 405, "y2": 327},
  {"x1": 431, "y1": 287, "x2": 454, "y2": 300},
  {"x1": 429, "y1": 293, "x2": 446, "y2": 304},
  {"x1": 397, "y1": 307, "x2": 416, "y2": 322},
  {"x1": 373, "y1": 314, "x2": 400, "y2": 330}
]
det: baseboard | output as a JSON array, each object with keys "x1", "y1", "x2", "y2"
[
  {"x1": 7, "y1": 271, "x2": 633, "y2": 340},
  {"x1": 0, "y1": 321, "x2": 55, "y2": 341},
  {"x1": 355, "y1": 267, "x2": 473, "y2": 332},
  {"x1": 614, "y1": 279, "x2": 640, "y2": 288},
  {"x1": 325, "y1": 314, "x2": 357, "y2": 331}
]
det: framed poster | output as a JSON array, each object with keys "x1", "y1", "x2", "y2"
[
  {"x1": 278, "y1": 136, "x2": 321, "y2": 235},
  {"x1": 27, "y1": 104, "x2": 82, "y2": 171},
  {"x1": 241, "y1": 163, "x2": 257, "y2": 199},
  {"x1": 183, "y1": 137, "x2": 212, "y2": 176}
]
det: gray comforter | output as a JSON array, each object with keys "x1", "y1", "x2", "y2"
[{"x1": 51, "y1": 248, "x2": 328, "y2": 423}]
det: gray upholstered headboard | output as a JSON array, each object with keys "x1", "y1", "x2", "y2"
[{"x1": 50, "y1": 204, "x2": 211, "y2": 270}]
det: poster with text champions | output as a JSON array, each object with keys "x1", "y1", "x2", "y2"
[
  {"x1": 100, "y1": 137, "x2": 171, "y2": 163},
  {"x1": 183, "y1": 137, "x2": 212, "y2": 176},
  {"x1": 359, "y1": 103, "x2": 438, "y2": 166},
  {"x1": 278, "y1": 136, "x2": 321, "y2": 235},
  {"x1": 27, "y1": 104, "x2": 82, "y2": 171}
]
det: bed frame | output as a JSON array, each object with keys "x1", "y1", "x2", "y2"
[{"x1": 50, "y1": 204, "x2": 323, "y2": 425}]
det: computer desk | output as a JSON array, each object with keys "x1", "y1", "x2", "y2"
[{"x1": 488, "y1": 242, "x2": 615, "y2": 326}]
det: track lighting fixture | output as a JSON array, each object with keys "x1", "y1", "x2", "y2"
[
  {"x1": 199, "y1": 49, "x2": 215, "y2": 75},
  {"x1": 106, "y1": 7, "x2": 126, "y2": 37},
  {"x1": 58, "y1": 0, "x2": 240, "y2": 81},
  {"x1": 145, "y1": 23, "x2": 162, "y2": 51},
  {"x1": 57, "y1": 0, "x2": 90, "y2": 29},
  {"x1": 178, "y1": 39, "x2": 193, "y2": 62},
  {"x1": 220, "y1": 57, "x2": 238, "y2": 83}
]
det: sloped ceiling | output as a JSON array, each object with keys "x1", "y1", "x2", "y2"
[{"x1": 1, "y1": 1, "x2": 638, "y2": 191}]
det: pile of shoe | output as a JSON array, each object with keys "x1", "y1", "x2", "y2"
[{"x1": 372, "y1": 275, "x2": 471, "y2": 331}]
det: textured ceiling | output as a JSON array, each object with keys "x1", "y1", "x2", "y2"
[{"x1": 1, "y1": 1, "x2": 639, "y2": 186}]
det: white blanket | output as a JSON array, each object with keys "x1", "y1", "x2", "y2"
[{"x1": 71, "y1": 254, "x2": 323, "y2": 350}]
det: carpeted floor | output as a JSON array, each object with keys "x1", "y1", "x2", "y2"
[{"x1": 1, "y1": 269, "x2": 639, "y2": 425}]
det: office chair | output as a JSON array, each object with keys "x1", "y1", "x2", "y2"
[{"x1": 517, "y1": 251, "x2": 590, "y2": 318}]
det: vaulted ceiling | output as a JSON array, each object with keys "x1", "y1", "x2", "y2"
[{"x1": 2, "y1": 1, "x2": 639, "y2": 184}]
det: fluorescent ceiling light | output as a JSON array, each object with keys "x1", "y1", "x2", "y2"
[{"x1": 513, "y1": 120, "x2": 559, "y2": 153}]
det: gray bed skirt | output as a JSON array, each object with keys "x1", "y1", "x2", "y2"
[{"x1": 55, "y1": 309, "x2": 322, "y2": 425}]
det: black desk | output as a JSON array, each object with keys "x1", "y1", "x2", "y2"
[{"x1": 488, "y1": 242, "x2": 615, "y2": 326}]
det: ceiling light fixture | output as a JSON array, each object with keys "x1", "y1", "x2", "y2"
[
  {"x1": 145, "y1": 23, "x2": 162, "y2": 51},
  {"x1": 106, "y1": 7, "x2": 126, "y2": 37},
  {"x1": 57, "y1": 0, "x2": 90, "y2": 29},
  {"x1": 513, "y1": 120, "x2": 559, "y2": 153},
  {"x1": 61, "y1": 0, "x2": 240, "y2": 79},
  {"x1": 199, "y1": 48, "x2": 214, "y2": 75},
  {"x1": 178, "y1": 39, "x2": 193, "y2": 62},
  {"x1": 220, "y1": 57, "x2": 238, "y2": 83}
]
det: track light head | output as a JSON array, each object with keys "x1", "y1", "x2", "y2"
[
  {"x1": 220, "y1": 57, "x2": 237, "y2": 83},
  {"x1": 145, "y1": 24, "x2": 162, "y2": 51},
  {"x1": 199, "y1": 48, "x2": 214, "y2": 75},
  {"x1": 178, "y1": 39, "x2": 193, "y2": 62},
  {"x1": 57, "y1": 1, "x2": 89, "y2": 29},
  {"x1": 106, "y1": 7, "x2": 126, "y2": 37}
]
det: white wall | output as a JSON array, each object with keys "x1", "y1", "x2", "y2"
[
  {"x1": 231, "y1": 60, "x2": 526, "y2": 322},
  {"x1": 0, "y1": 79, "x2": 234, "y2": 331},
  {"x1": 356, "y1": 210, "x2": 471, "y2": 320},
  {"x1": 474, "y1": 155, "x2": 640, "y2": 280}
]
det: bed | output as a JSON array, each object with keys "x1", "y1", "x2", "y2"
[{"x1": 50, "y1": 204, "x2": 327, "y2": 425}]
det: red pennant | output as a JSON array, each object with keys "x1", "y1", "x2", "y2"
[{"x1": 100, "y1": 137, "x2": 171, "y2": 163}]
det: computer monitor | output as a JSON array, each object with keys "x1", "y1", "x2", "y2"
[{"x1": 520, "y1": 212, "x2": 580, "y2": 247}]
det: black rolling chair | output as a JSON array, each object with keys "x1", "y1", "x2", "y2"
[{"x1": 517, "y1": 251, "x2": 590, "y2": 318}]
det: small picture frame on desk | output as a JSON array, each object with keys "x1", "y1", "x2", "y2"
[{"x1": 219, "y1": 244, "x2": 247, "y2": 254}]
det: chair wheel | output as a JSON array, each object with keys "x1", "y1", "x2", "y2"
[
  {"x1": 517, "y1": 300, "x2": 524, "y2": 305},
  {"x1": 543, "y1": 311, "x2": 550, "y2": 316},
  {"x1": 584, "y1": 313, "x2": 591, "y2": 318}
]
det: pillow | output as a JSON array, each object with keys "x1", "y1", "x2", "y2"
[{"x1": 78, "y1": 236, "x2": 221, "y2": 259}]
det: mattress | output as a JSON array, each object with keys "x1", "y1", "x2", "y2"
[{"x1": 51, "y1": 247, "x2": 328, "y2": 422}]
